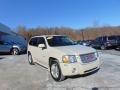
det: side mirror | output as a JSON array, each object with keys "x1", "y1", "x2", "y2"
[{"x1": 38, "y1": 44, "x2": 45, "y2": 48}]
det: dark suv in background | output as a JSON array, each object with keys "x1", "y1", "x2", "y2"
[{"x1": 91, "y1": 35, "x2": 120, "y2": 50}]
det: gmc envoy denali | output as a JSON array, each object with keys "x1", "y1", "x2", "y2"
[{"x1": 27, "y1": 35, "x2": 100, "y2": 81}]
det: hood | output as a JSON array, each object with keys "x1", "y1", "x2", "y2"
[{"x1": 53, "y1": 45, "x2": 96, "y2": 55}]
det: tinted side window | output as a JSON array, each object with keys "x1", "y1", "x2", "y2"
[
  {"x1": 96, "y1": 37, "x2": 101, "y2": 41},
  {"x1": 103, "y1": 37, "x2": 106, "y2": 41},
  {"x1": 117, "y1": 36, "x2": 120, "y2": 40},
  {"x1": 108, "y1": 36, "x2": 116, "y2": 40},
  {"x1": 36, "y1": 37, "x2": 46, "y2": 46},
  {"x1": 29, "y1": 38, "x2": 37, "y2": 46},
  {"x1": 100, "y1": 37, "x2": 102, "y2": 41}
]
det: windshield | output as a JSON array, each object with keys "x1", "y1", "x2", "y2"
[{"x1": 46, "y1": 36, "x2": 77, "y2": 47}]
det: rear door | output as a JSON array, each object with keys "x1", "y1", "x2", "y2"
[{"x1": 28, "y1": 37, "x2": 38, "y2": 61}]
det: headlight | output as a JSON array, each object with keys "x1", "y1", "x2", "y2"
[{"x1": 62, "y1": 55, "x2": 77, "y2": 63}]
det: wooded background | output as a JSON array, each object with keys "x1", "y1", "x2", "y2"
[{"x1": 17, "y1": 26, "x2": 120, "y2": 41}]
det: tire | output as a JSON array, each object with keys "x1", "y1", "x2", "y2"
[
  {"x1": 100, "y1": 45, "x2": 106, "y2": 50},
  {"x1": 11, "y1": 48, "x2": 19, "y2": 55},
  {"x1": 28, "y1": 53, "x2": 34, "y2": 65},
  {"x1": 50, "y1": 61, "x2": 65, "y2": 81}
]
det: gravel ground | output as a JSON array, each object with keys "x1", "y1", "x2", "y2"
[{"x1": 0, "y1": 50, "x2": 120, "y2": 90}]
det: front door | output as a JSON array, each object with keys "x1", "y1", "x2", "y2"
[{"x1": 35, "y1": 37, "x2": 48, "y2": 67}]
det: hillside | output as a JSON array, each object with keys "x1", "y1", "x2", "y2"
[{"x1": 79, "y1": 26, "x2": 120, "y2": 40}]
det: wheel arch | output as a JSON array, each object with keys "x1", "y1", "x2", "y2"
[
  {"x1": 10, "y1": 47, "x2": 19, "y2": 53},
  {"x1": 49, "y1": 57, "x2": 59, "y2": 66},
  {"x1": 49, "y1": 57, "x2": 65, "y2": 81}
]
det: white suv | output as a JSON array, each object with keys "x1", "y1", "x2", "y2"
[{"x1": 27, "y1": 35, "x2": 100, "y2": 81}]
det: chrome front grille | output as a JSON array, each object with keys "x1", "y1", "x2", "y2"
[{"x1": 80, "y1": 53, "x2": 97, "y2": 63}]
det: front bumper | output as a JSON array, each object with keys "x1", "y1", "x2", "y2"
[{"x1": 60, "y1": 59, "x2": 100, "y2": 76}]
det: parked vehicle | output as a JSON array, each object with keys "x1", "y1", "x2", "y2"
[
  {"x1": 77, "y1": 40, "x2": 93, "y2": 46},
  {"x1": 27, "y1": 35, "x2": 100, "y2": 81},
  {"x1": 0, "y1": 23, "x2": 27, "y2": 55},
  {"x1": 0, "y1": 35, "x2": 27, "y2": 55},
  {"x1": 91, "y1": 35, "x2": 120, "y2": 50}
]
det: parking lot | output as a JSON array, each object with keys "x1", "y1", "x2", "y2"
[{"x1": 0, "y1": 50, "x2": 120, "y2": 90}]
